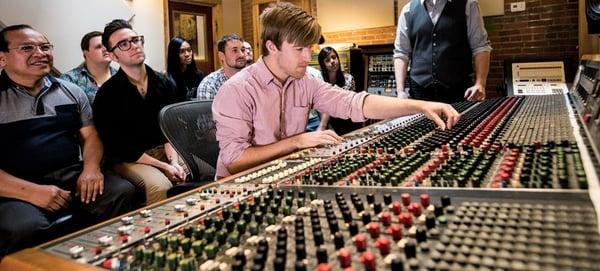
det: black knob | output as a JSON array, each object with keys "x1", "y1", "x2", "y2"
[
  {"x1": 441, "y1": 196, "x2": 451, "y2": 208},
  {"x1": 349, "y1": 221, "x2": 359, "y2": 236},
  {"x1": 316, "y1": 247, "x2": 328, "y2": 263},
  {"x1": 276, "y1": 248, "x2": 286, "y2": 258},
  {"x1": 416, "y1": 227, "x2": 427, "y2": 243},
  {"x1": 342, "y1": 210, "x2": 353, "y2": 223},
  {"x1": 232, "y1": 209, "x2": 241, "y2": 220},
  {"x1": 296, "y1": 243, "x2": 306, "y2": 260},
  {"x1": 273, "y1": 257, "x2": 285, "y2": 271},
  {"x1": 295, "y1": 260, "x2": 307, "y2": 271},
  {"x1": 276, "y1": 240, "x2": 286, "y2": 250},
  {"x1": 328, "y1": 219, "x2": 339, "y2": 234},
  {"x1": 298, "y1": 190, "x2": 305, "y2": 199},
  {"x1": 366, "y1": 193, "x2": 375, "y2": 204},
  {"x1": 426, "y1": 214, "x2": 436, "y2": 229},
  {"x1": 235, "y1": 250, "x2": 246, "y2": 262},
  {"x1": 253, "y1": 252, "x2": 266, "y2": 265},
  {"x1": 361, "y1": 212, "x2": 371, "y2": 225},
  {"x1": 313, "y1": 231, "x2": 324, "y2": 246},
  {"x1": 391, "y1": 257, "x2": 404, "y2": 271},
  {"x1": 334, "y1": 232, "x2": 345, "y2": 249},
  {"x1": 383, "y1": 194, "x2": 392, "y2": 205},
  {"x1": 434, "y1": 204, "x2": 444, "y2": 217},
  {"x1": 373, "y1": 203, "x2": 383, "y2": 214},
  {"x1": 405, "y1": 239, "x2": 417, "y2": 258}
]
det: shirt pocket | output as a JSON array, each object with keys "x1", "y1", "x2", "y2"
[{"x1": 292, "y1": 86, "x2": 310, "y2": 108}]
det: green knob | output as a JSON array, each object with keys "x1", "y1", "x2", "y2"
[
  {"x1": 191, "y1": 240, "x2": 204, "y2": 255},
  {"x1": 266, "y1": 213, "x2": 276, "y2": 225},
  {"x1": 168, "y1": 235, "x2": 179, "y2": 251},
  {"x1": 204, "y1": 228, "x2": 215, "y2": 243},
  {"x1": 204, "y1": 244, "x2": 218, "y2": 259},
  {"x1": 236, "y1": 221, "x2": 246, "y2": 234},
  {"x1": 228, "y1": 231, "x2": 241, "y2": 246},
  {"x1": 194, "y1": 225, "x2": 205, "y2": 240},
  {"x1": 248, "y1": 221, "x2": 260, "y2": 235},
  {"x1": 216, "y1": 230, "x2": 227, "y2": 245},
  {"x1": 155, "y1": 251, "x2": 166, "y2": 267},
  {"x1": 167, "y1": 253, "x2": 178, "y2": 270},
  {"x1": 143, "y1": 248, "x2": 154, "y2": 265},
  {"x1": 180, "y1": 238, "x2": 191, "y2": 252}
]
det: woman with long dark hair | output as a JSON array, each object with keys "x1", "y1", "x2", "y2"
[
  {"x1": 167, "y1": 37, "x2": 204, "y2": 100},
  {"x1": 318, "y1": 46, "x2": 361, "y2": 135}
]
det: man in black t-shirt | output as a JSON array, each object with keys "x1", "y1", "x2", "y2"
[{"x1": 93, "y1": 19, "x2": 186, "y2": 204}]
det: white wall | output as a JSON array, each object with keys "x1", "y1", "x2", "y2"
[
  {"x1": 221, "y1": 0, "x2": 242, "y2": 36},
  {"x1": 317, "y1": 0, "x2": 395, "y2": 32},
  {"x1": 0, "y1": 0, "x2": 167, "y2": 72},
  {"x1": 123, "y1": 0, "x2": 166, "y2": 72},
  {"x1": 0, "y1": 0, "x2": 134, "y2": 72},
  {"x1": 0, "y1": 0, "x2": 242, "y2": 72}
]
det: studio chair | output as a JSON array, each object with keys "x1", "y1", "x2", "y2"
[{"x1": 159, "y1": 100, "x2": 219, "y2": 196}]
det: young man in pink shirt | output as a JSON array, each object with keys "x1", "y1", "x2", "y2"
[{"x1": 212, "y1": 3, "x2": 460, "y2": 178}]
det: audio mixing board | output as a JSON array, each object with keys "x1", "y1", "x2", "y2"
[{"x1": 2, "y1": 57, "x2": 600, "y2": 271}]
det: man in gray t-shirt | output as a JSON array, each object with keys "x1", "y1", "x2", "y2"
[{"x1": 0, "y1": 24, "x2": 134, "y2": 255}]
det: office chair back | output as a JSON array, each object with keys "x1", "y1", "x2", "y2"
[{"x1": 159, "y1": 100, "x2": 218, "y2": 183}]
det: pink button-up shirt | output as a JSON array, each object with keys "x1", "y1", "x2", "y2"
[{"x1": 212, "y1": 58, "x2": 369, "y2": 177}]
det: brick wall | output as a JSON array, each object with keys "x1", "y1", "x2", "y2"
[
  {"x1": 240, "y1": 0, "x2": 579, "y2": 97},
  {"x1": 241, "y1": 0, "x2": 253, "y2": 44},
  {"x1": 322, "y1": 26, "x2": 398, "y2": 46},
  {"x1": 485, "y1": 0, "x2": 579, "y2": 96}
]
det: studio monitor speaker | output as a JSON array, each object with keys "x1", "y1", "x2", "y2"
[{"x1": 587, "y1": 0, "x2": 600, "y2": 34}]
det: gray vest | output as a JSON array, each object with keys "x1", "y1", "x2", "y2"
[{"x1": 408, "y1": 0, "x2": 472, "y2": 88}]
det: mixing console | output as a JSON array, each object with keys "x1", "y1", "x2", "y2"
[
  {"x1": 38, "y1": 187, "x2": 600, "y2": 271},
  {"x1": 2, "y1": 71, "x2": 600, "y2": 271}
]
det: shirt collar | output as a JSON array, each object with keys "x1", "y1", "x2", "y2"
[
  {"x1": 0, "y1": 70, "x2": 57, "y2": 93},
  {"x1": 421, "y1": 0, "x2": 451, "y2": 4},
  {"x1": 114, "y1": 64, "x2": 160, "y2": 88},
  {"x1": 254, "y1": 57, "x2": 298, "y2": 88}
]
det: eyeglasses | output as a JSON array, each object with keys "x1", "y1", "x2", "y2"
[
  {"x1": 9, "y1": 43, "x2": 54, "y2": 54},
  {"x1": 109, "y1": 35, "x2": 144, "y2": 52}
]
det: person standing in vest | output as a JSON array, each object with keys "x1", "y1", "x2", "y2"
[{"x1": 394, "y1": 0, "x2": 491, "y2": 103}]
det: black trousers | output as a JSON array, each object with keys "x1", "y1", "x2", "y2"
[
  {"x1": 408, "y1": 77, "x2": 472, "y2": 104},
  {"x1": 0, "y1": 163, "x2": 136, "y2": 255}
]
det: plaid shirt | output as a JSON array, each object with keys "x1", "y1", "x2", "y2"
[
  {"x1": 61, "y1": 64, "x2": 117, "y2": 103},
  {"x1": 196, "y1": 68, "x2": 229, "y2": 100}
]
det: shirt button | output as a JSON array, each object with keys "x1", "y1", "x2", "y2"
[
  {"x1": 433, "y1": 43, "x2": 437, "y2": 47},
  {"x1": 433, "y1": 33, "x2": 437, "y2": 37}
]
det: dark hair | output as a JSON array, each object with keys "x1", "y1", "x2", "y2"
[
  {"x1": 167, "y1": 36, "x2": 203, "y2": 99},
  {"x1": 102, "y1": 19, "x2": 132, "y2": 50},
  {"x1": 259, "y1": 2, "x2": 321, "y2": 56},
  {"x1": 217, "y1": 34, "x2": 242, "y2": 53},
  {"x1": 318, "y1": 47, "x2": 345, "y2": 88},
  {"x1": 167, "y1": 37, "x2": 200, "y2": 79},
  {"x1": 0, "y1": 24, "x2": 34, "y2": 52},
  {"x1": 80, "y1": 31, "x2": 103, "y2": 51}
]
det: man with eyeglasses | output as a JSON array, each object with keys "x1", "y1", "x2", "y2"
[
  {"x1": 61, "y1": 31, "x2": 118, "y2": 103},
  {"x1": 93, "y1": 19, "x2": 187, "y2": 204},
  {"x1": 196, "y1": 34, "x2": 246, "y2": 100},
  {"x1": 0, "y1": 24, "x2": 135, "y2": 255}
]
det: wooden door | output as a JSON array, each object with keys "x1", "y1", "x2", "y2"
[{"x1": 168, "y1": 1, "x2": 215, "y2": 74}]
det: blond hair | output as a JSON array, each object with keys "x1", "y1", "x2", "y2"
[{"x1": 260, "y1": 2, "x2": 321, "y2": 56}]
